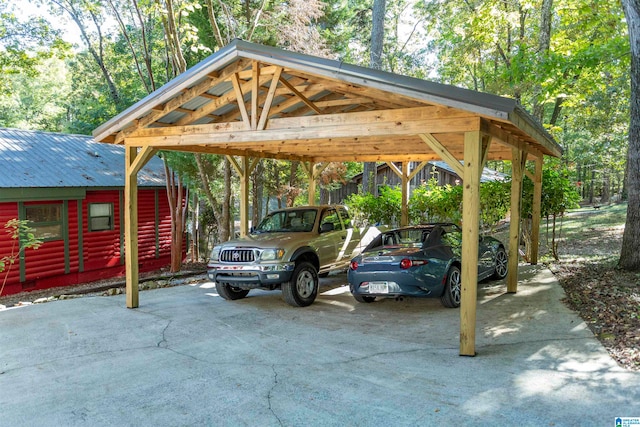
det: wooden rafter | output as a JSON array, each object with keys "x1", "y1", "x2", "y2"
[
  {"x1": 278, "y1": 76, "x2": 323, "y2": 114},
  {"x1": 257, "y1": 67, "x2": 283, "y2": 130},
  {"x1": 114, "y1": 60, "x2": 252, "y2": 144},
  {"x1": 231, "y1": 73, "x2": 251, "y2": 129},
  {"x1": 419, "y1": 133, "x2": 464, "y2": 177}
]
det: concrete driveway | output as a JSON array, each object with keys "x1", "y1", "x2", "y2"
[{"x1": 1, "y1": 265, "x2": 638, "y2": 426}]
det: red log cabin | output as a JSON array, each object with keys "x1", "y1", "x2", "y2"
[{"x1": 0, "y1": 128, "x2": 181, "y2": 296}]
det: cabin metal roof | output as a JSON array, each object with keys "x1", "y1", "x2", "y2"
[{"x1": 0, "y1": 128, "x2": 166, "y2": 188}]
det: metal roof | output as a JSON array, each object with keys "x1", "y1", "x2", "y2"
[
  {"x1": 428, "y1": 161, "x2": 507, "y2": 183},
  {"x1": 92, "y1": 39, "x2": 562, "y2": 163},
  {"x1": 0, "y1": 128, "x2": 166, "y2": 188}
]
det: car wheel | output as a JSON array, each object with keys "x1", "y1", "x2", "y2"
[
  {"x1": 492, "y1": 247, "x2": 508, "y2": 279},
  {"x1": 282, "y1": 261, "x2": 319, "y2": 307},
  {"x1": 216, "y1": 282, "x2": 250, "y2": 300},
  {"x1": 353, "y1": 293, "x2": 376, "y2": 303},
  {"x1": 440, "y1": 265, "x2": 461, "y2": 308}
]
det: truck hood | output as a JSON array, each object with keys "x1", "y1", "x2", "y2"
[{"x1": 221, "y1": 232, "x2": 316, "y2": 249}]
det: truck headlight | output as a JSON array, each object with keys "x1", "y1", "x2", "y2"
[
  {"x1": 260, "y1": 248, "x2": 285, "y2": 261},
  {"x1": 209, "y1": 246, "x2": 222, "y2": 262}
]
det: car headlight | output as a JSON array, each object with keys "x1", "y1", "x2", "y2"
[
  {"x1": 209, "y1": 246, "x2": 222, "y2": 262},
  {"x1": 260, "y1": 248, "x2": 285, "y2": 261}
]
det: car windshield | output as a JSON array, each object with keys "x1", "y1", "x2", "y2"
[
  {"x1": 376, "y1": 228, "x2": 430, "y2": 248},
  {"x1": 253, "y1": 209, "x2": 317, "y2": 233}
]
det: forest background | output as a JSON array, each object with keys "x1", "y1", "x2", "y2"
[{"x1": 0, "y1": 0, "x2": 637, "y2": 265}]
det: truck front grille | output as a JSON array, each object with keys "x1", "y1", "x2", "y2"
[{"x1": 220, "y1": 249, "x2": 256, "y2": 263}]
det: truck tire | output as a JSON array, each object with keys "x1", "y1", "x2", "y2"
[
  {"x1": 282, "y1": 261, "x2": 319, "y2": 307},
  {"x1": 216, "y1": 282, "x2": 250, "y2": 300}
]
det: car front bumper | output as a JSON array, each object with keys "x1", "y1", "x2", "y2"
[{"x1": 208, "y1": 262, "x2": 296, "y2": 288}]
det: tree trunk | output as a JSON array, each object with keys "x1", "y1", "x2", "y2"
[
  {"x1": 362, "y1": 0, "x2": 386, "y2": 196},
  {"x1": 620, "y1": 0, "x2": 640, "y2": 270},
  {"x1": 532, "y1": 0, "x2": 553, "y2": 121},
  {"x1": 163, "y1": 158, "x2": 188, "y2": 272},
  {"x1": 220, "y1": 157, "x2": 232, "y2": 242}
]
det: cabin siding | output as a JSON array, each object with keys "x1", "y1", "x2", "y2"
[{"x1": 0, "y1": 188, "x2": 179, "y2": 296}]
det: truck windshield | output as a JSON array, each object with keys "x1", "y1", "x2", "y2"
[{"x1": 253, "y1": 209, "x2": 317, "y2": 233}]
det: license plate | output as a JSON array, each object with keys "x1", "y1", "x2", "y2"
[{"x1": 368, "y1": 281, "x2": 389, "y2": 293}]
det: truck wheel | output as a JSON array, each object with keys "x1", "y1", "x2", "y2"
[
  {"x1": 216, "y1": 282, "x2": 250, "y2": 300},
  {"x1": 282, "y1": 262, "x2": 319, "y2": 307}
]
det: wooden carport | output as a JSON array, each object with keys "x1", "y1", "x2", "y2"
[{"x1": 93, "y1": 40, "x2": 562, "y2": 356}]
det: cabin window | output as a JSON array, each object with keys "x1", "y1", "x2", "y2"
[
  {"x1": 25, "y1": 204, "x2": 63, "y2": 240},
  {"x1": 89, "y1": 203, "x2": 114, "y2": 231}
]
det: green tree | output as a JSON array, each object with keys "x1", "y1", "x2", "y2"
[{"x1": 0, "y1": 220, "x2": 42, "y2": 297}]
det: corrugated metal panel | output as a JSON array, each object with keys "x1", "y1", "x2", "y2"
[{"x1": 0, "y1": 128, "x2": 166, "y2": 188}]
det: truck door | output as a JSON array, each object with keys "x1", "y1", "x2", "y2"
[{"x1": 314, "y1": 208, "x2": 343, "y2": 270}]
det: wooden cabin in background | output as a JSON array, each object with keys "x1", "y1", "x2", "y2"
[
  {"x1": 328, "y1": 161, "x2": 506, "y2": 203},
  {"x1": 0, "y1": 128, "x2": 180, "y2": 296}
]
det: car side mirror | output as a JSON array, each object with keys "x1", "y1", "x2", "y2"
[{"x1": 320, "y1": 222, "x2": 335, "y2": 233}]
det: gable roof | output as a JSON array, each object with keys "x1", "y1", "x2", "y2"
[
  {"x1": 0, "y1": 128, "x2": 166, "y2": 188},
  {"x1": 92, "y1": 39, "x2": 562, "y2": 163}
]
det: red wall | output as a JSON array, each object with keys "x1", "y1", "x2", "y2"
[
  {"x1": 0, "y1": 203, "x2": 21, "y2": 291},
  {"x1": 0, "y1": 189, "x2": 182, "y2": 296}
]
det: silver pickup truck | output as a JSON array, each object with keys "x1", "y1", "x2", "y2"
[{"x1": 207, "y1": 205, "x2": 381, "y2": 307}]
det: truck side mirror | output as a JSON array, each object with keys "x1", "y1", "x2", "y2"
[{"x1": 320, "y1": 222, "x2": 335, "y2": 233}]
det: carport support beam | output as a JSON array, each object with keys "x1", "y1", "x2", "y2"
[
  {"x1": 124, "y1": 146, "x2": 139, "y2": 308},
  {"x1": 460, "y1": 130, "x2": 482, "y2": 357},
  {"x1": 530, "y1": 156, "x2": 543, "y2": 265},
  {"x1": 123, "y1": 145, "x2": 157, "y2": 308},
  {"x1": 228, "y1": 156, "x2": 259, "y2": 237},
  {"x1": 507, "y1": 149, "x2": 527, "y2": 293}
]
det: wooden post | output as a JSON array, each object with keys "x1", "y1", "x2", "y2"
[
  {"x1": 239, "y1": 157, "x2": 250, "y2": 237},
  {"x1": 307, "y1": 162, "x2": 317, "y2": 205},
  {"x1": 401, "y1": 161, "x2": 410, "y2": 227},
  {"x1": 124, "y1": 145, "x2": 139, "y2": 308},
  {"x1": 460, "y1": 130, "x2": 482, "y2": 356},
  {"x1": 228, "y1": 156, "x2": 259, "y2": 237},
  {"x1": 507, "y1": 148, "x2": 527, "y2": 293},
  {"x1": 123, "y1": 145, "x2": 157, "y2": 308},
  {"x1": 530, "y1": 156, "x2": 543, "y2": 265}
]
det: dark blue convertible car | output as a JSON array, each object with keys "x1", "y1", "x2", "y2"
[{"x1": 347, "y1": 224, "x2": 508, "y2": 308}]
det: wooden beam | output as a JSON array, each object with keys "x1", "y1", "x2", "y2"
[
  {"x1": 409, "y1": 161, "x2": 430, "y2": 181},
  {"x1": 507, "y1": 148, "x2": 528, "y2": 293},
  {"x1": 251, "y1": 61, "x2": 259, "y2": 130},
  {"x1": 172, "y1": 73, "x2": 273, "y2": 127},
  {"x1": 127, "y1": 108, "x2": 482, "y2": 147},
  {"x1": 400, "y1": 161, "x2": 410, "y2": 227},
  {"x1": 231, "y1": 73, "x2": 251, "y2": 129},
  {"x1": 257, "y1": 67, "x2": 283, "y2": 130},
  {"x1": 419, "y1": 133, "x2": 464, "y2": 177},
  {"x1": 124, "y1": 145, "x2": 139, "y2": 308},
  {"x1": 530, "y1": 156, "x2": 543, "y2": 265},
  {"x1": 114, "y1": 60, "x2": 251, "y2": 144},
  {"x1": 129, "y1": 146, "x2": 158, "y2": 176},
  {"x1": 460, "y1": 130, "x2": 482, "y2": 357},
  {"x1": 278, "y1": 76, "x2": 323, "y2": 114},
  {"x1": 481, "y1": 120, "x2": 544, "y2": 159},
  {"x1": 228, "y1": 156, "x2": 258, "y2": 236},
  {"x1": 386, "y1": 161, "x2": 402, "y2": 177},
  {"x1": 306, "y1": 162, "x2": 317, "y2": 205}
]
